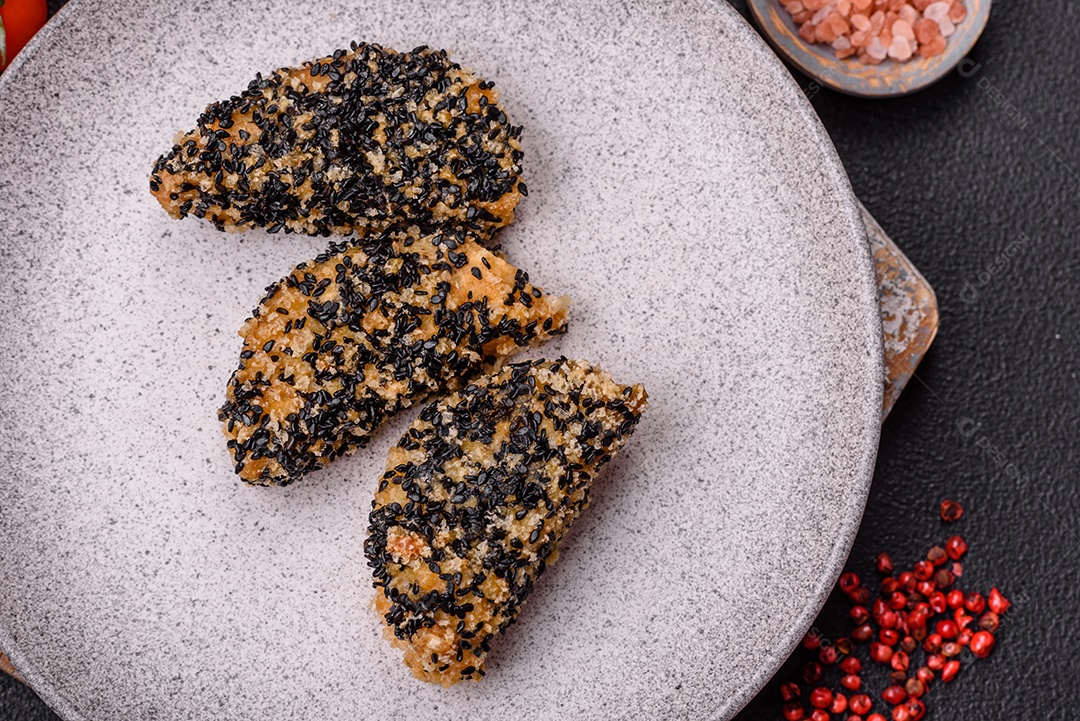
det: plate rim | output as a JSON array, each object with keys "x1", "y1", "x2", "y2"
[{"x1": 0, "y1": 1, "x2": 883, "y2": 718}]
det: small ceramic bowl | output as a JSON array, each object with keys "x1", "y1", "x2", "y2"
[{"x1": 748, "y1": 0, "x2": 991, "y2": 97}]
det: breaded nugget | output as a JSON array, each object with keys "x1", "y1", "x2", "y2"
[
  {"x1": 151, "y1": 43, "x2": 525, "y2": 237},
  {"x1": 219, "y1": 226, "x2": 568, "y2": 486},
  {"x1": 365, "y1": 358, "x2": 648, "y2": 686}
]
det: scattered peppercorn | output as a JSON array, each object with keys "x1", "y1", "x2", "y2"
[
  {"x1": 809, "y1": 687, "x2": 834, "y2": 709},
  {"x1": 939, "y1": 499, "x2": 964, "y2": 522},
  {"x1": 852, "y1": 623, "x2": 874, "y2": 642},
  {"x1": 879, "y1": 629, "x2": 900, "y2": 646},
  {"x1": 944, "y1": 535, "x2": 968, "y2": 559},
  {"x1": 839, "y1": 572, "x2": 861, "y2": 594},
  {"x1": 840, "y1": 656, "x2": 862, "y2": 675},
  {"x1": 978, "y1": 611, "x2": 1000, "y2": 632},
  {"x1": 988, "y1": 587, "x2": 1011, "y2": 614},
  {"x1": 777, "y1": 500, "x2": 1008, "y2": 720},
  {"x1": 851, "y1": 694, "x2": 873, "y2": 715},
  {"x1": 830, "y1": 692, "x2": 849, "y2": 714},
  {"x1": 969, "y1": 631, "x2": 995, "y2": 659},
  {"x1": 905, "y1": 677, "x2": 926, "y2": 698}
]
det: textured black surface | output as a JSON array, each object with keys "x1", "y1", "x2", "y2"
[
  {"x1": 3, "y1": 1, "x2": 1079, "y2": 719},
  {"x1": 727, "y1": 0, "x2": 1080, "y2": 719}
]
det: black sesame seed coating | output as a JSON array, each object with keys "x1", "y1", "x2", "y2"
[
  {"x1": 365, "y1": 358, "x2": 648, "y2": 686},
  {"x1": 218, "y1": 225, "x2": 569, "y2": 486},
  {"x1": 151, "y1": 44, "x2": 525, "y2": 238}
]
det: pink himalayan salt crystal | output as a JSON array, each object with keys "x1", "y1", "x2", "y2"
[
  {"x1": 879, "y1": 25, "x2": 894, "y2": 51},
  {"x1": 828, "y1": 11, "x2": 852, "y2": 34},
  {"x1": 892, "y1": 19, "x2": 915, "y2": 40},
  {"x1": 898, "y1": 3, "x2": 920, "y2": 25},
  {"x1": 923, "y1": 2, "x2": 950, "y2": 22},
  {"x1": 919, "y1": 30, "x2": 947, "y2": 56},
  {"x1": 867, "y1": 35, "x2": 888, "y2": 60},
  {"x1": 869, "y1": 10, "x2": 887, "y2": 33},
  {"x1": 786, "y1": 0, "x2": 966, "y2": 65},
  {"x1": 913, "y1": 16, "x2": 941, "y2": 43},
  {"x1": 833, "y1": 35, "x2": 857, "y2": 59},
  {"x1": 815, "y1": 23, "x2": 838, "y2": 43},
  {"x1": 858, "y1": 48, "x2": 884, "y2": 65},
  {"x1": 887, "y1": 35, "x2": 914, "y2": 60}
]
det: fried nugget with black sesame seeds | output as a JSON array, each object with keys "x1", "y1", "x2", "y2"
[
  {"x1": 219, "y1": 225, "x2": 568, "y2": 486},
  {"x1": 151, "y1": 43, "x2": 525, "y2": 238},
  {"x1": 365, "y1": 358, "x2": 647, "y2": 686}
]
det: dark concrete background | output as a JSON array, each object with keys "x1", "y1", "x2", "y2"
[{"x1": 3, "y1": 0, "x2": 1078, "y2": 719}]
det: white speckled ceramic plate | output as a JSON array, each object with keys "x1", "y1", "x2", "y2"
[{"x1": 0, "y1": 1, "x2": 881, "y2": 719}]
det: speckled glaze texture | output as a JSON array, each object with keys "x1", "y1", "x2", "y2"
[
  {"x1": 0, "y1": 1, "x2": 881, "y2": 719},
  {"x1": 748, "y1": 0, "x2": 991, "y2": 97}
]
